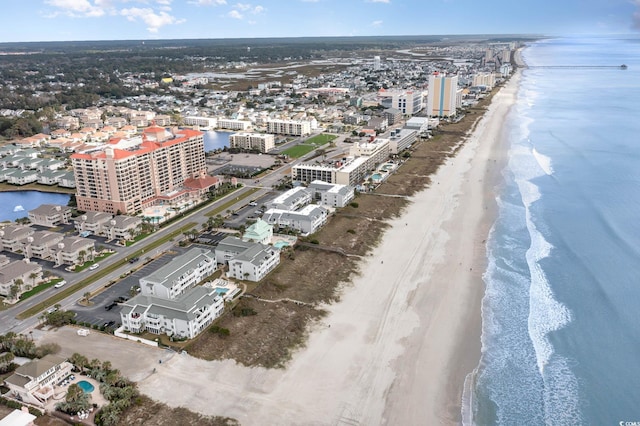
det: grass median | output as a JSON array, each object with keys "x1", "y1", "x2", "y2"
[
  {"x1": 16, "y1": 222, "x2": 198, "y2": 320},
  {"x1": 205, "y1": 187, "x2": 260, "y2": 217}
]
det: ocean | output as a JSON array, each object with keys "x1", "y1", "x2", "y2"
[{"x1": 471, "y1": 36, "x2": 640, "y2": 425}]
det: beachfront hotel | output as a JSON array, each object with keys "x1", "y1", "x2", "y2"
[
  {"x1": 426, "y1": 73, "x2": 461, "y2": 118},
  {"x1": 71, "y1": 126, "x2": 208, "y2": 215}
]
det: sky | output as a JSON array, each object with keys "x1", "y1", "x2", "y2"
[{"x1": 0, "y1": 0, "x2": 638, "y2": 43}]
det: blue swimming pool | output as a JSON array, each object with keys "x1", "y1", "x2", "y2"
[
  {"x1": 77, "y1": 380, "x2": 94, "y2": 393},
  {"x1": 273, "y1": 241, "x2": 290, "y2": 249},
  {"x1": 371, "y1": 173, "x2": 383, "y2": 181}
]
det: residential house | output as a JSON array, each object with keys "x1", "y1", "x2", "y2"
[
  {"x1": 3, "y1": 355, "x2": 73, "y2": 407},
  {"x1": 242, "y1": 219, "x2": 274, "y2": 245}
]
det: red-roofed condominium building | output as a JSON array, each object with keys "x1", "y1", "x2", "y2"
[{"x1": 71, "y1": 127, "x2": 207, "y2": 215}]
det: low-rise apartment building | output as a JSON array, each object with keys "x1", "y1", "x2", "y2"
[
  {"x1": 27, "y1": 204, "x2": 72, "y2": 227},
  {"x1": 0, "y1": 259, "x2": 42, "y2": 298},
  {"x1": 229, "y1": 132, "x2": 275, "y2": 153},
  {"x1": 307, "y1": 180, "x2": 355, "y2": 208},
  {"x1": 119, "y1": 286, "x2": 224, "y2": 339},
  {"x1": 268, "y1": 186, "x2": 312, "y2": 211},
  {"x1": 139, "y1": 248, "x2": 216, "y2": 300},
  {"x1": 262, "y1": 204, "x2": 329, "y2": 236},
  {"x1": 217, "y1": 118, "x2": 251, "y2": 131},
  {"x1": 266, "y1": 118, "x2": 311, "y2": 136},
  {"x1": 228, "y1": 244, "x2": 280, "y2": 282}
]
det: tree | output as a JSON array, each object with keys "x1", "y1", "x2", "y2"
[
  {"x1": 9, "y1": 283, "x2": 21, "y2": 300},
  {"x1": 78, "y1": 250, "x2": 86, "y2": 265},
  {"x1": 83, "y1": 292, "x2": 92, "y2": 303},
  {"x1": 56, "y1": 383, "x2": 91, "y2": 414},
  {"x1": 70, "y1": 353, "x2": 89, "y2": 373},
  {"x1": 29, "y1": 272, "x2": 39, "y2": 290}
]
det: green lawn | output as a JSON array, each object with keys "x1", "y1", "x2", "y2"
[
  {"x1": 205, "y1": 187, "x2": 260, "y2": 217},
  {"x1": 281, "y1": 133, "x2": 337, "y2": 158}
]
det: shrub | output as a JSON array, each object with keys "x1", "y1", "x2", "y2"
[
  {"x1": 210, "y1": 326, "x2": 230, "y2": 337},
  {"x1": 309, "y1": 239, "x2": 319, "y2": 245},
  {"x1": 350, "y1": 202, "x2": 359, "y2": 208},
  {"x1": 346, "y1": 229, "x2": 356, "y2": 234}
]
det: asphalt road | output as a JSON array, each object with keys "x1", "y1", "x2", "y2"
[{"x1": 0, "y1": 131, "x2": 354, "y2": 336}]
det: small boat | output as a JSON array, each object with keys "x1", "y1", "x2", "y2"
[
  {"x1": 13, "y1": 205, "x2": 24, "y2": 212},
  {"x1": 621, "y1": 64, "x2": 628, "y2": 69}
]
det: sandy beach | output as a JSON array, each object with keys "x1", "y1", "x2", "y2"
[{"x1": 132, "y1": 71, "x2": 522, "y2": 425}]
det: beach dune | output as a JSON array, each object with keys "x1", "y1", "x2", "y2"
[{"x1": 137, "y1": 71, "x2": 522, "y2": 425}]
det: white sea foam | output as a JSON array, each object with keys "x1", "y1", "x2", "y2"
[{"x1": 532, "y1": 147, "x2": 554, "y2": 175}]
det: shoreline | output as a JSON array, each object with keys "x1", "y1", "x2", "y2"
[{"x1": 133, "y1": 72, "x2": 523, "y2": 425}]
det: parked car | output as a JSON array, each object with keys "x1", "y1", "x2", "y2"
[{"x1": 104, "y1": 302, "x2": 117, "y2": 311}]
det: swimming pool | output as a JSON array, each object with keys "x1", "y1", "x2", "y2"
[
  {"x1": 273, "y1": 241, "x2": 290, "y2": 249},
  {"x1": 214, "y1": 287, "x2": 228, "y2": 295},
  {"x1": 371, "y1": 173, "x2": 383, "y2": 181},
  {"x1": 77, "y1": 380, "x2": 94, "y2": 393}
]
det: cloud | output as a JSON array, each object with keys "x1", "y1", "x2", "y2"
[
  {"x1": 371, "y1": 20, "x2": 383, "y2": 27},
  {"x1": 228, "y1": 3, "x2": 264, "y2": 19},
  {"x1": 44, "y1": 0, "x2": 106, "y2": 17},
  {"x1": 120, "y1": 7, "x2": 185, "y2": 32},
  {"x1": 633, "y1": 0, "x2": 640, "y2": 30},
  {"x1": 189, "y1": 0, "x2": 226, "y2": 4}
]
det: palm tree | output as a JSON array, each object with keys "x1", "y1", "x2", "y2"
[
  {"x1": 83, "y1": 292, "x2": 92, "y2": 303},
  {"x1": 78, "y1": 250, "x2": 86, "y2": 265},
  {"x1": 29, "y1": 272, "x2": 38, "y2": 290}
]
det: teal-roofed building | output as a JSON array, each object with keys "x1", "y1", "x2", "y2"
[{"x1": 242, "y1": 219, "x2": 273, "y2": 245}]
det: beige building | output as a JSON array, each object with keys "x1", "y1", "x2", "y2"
[
  {"x1": 27, "y1": 204, "x2": 72, "y2": 227},
  {"x1": 266, "y1": 119, "x2": 311, "y2": 136},
  {"x1": 472, "y1": 72, "x2": 496, "y2": 90},
  {"x1": 0, "y1": 259, "x2": 42, "y2": 298},
  {"x1": 229, "y1": 132, "x2": 275, "y2": 153},
  {"x1": 71, "y1": 126, "x2": 207, "y2": 215},
  {"x1": 427, "y1": 73, "x2": 460, "y2": 117},
  {"x1": 4, "y1": 355, "x2": 73, "y2": 407}
]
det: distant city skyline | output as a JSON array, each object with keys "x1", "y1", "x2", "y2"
[{"x1": 0, "y1": 0, "x2": 638, "y2": 43}]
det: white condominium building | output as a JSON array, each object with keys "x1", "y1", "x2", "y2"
[
  {"x1": 139, "y1": 248, "x2": 217, "y2": 300},
  {"x1": 266, "y1": 119, "x2": 311, "y2": 136},
  {"x1": 217, "y1": 118, "x2": 252, "y2": 131},
  {"x1": 229, "y1": 132, "x2": 275, "y2": 153},
  {"x1": 184, "y1": 116, "x2": 218, "y2": 129}
]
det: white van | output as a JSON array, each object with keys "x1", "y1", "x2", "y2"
[{"x1": 54, "y1": 280, "x2": 67, "y2": 288}]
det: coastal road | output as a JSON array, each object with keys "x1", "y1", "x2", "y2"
[{"x1": 0, "y1": 133, "x2": 349, "y2": 336}]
